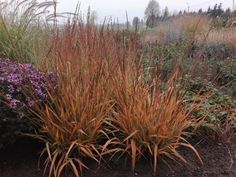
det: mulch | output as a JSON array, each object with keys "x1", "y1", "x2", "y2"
[{"x1": 1, "y1": 137, "x2": 236, "y2": 177}]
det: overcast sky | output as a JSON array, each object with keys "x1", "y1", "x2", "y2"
[{"x1": 55, "y1": 0, "x2": 232, "y2": 22}]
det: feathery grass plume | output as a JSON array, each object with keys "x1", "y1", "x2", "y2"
[{"x1": 0, "y1": 0, "x2": 55, "y2": 64}]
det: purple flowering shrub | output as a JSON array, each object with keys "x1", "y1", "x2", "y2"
[{"x1": 0, "y1": 59, "x2": 56, "y2": 148}]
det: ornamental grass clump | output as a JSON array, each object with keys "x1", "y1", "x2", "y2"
[
  {"x1": 30, "y1": 17, "x2": 119, "y2": 177},
  {"x1": 0, "y1": 58, "x2": 55, "y2": 148},
  {"x1": 110, "y1": 72, "x2": 206, "y2": 175},
  {"x1": 107, "y1": 32, "x2": 207, "y2": 175}
]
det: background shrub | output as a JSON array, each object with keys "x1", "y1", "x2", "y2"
[
  {"x1": 191, "y1": 43, "x2": 235, "y2": 60},
  {"x1": 183, "y1": 76, "x2": 236, "y2": 135}
]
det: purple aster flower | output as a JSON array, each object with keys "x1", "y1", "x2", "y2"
[
  {"x1": 0, "y1": 58, "x2": 57, "y2": 117},
  {"x1": 27, "y1": 99, "x2": 34, "y2": 107},
  {"x1": 9, "y1": 99, "x2": 20, "y2": 109}
]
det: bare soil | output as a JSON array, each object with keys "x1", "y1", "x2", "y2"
[{"x1": 1, "y1": 137, "x2": 236, "y2": 177}]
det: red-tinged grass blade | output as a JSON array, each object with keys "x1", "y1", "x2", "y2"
[
  {"x1": 131, "y1": 139, "x2": 137, "y2": 172},
  {"x1": 69, "y1": 159, "x2": 80, "y2": 177},
  {"x1": 153, "y1": 144, "x2": 158, "y2": 175}
]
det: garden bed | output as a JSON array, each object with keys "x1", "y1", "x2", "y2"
[
  {"x1": 1, "y1": 137, "x2": 236, "y2": 177},
  {"x1": 0, "y1": 2, "x2": 236, "y2": 177}
]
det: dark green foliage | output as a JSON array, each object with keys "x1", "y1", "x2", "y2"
[
  {"x1": 183, "y1": 76, "x2": 236, "y2": 130},
  {"x1": 215, "y1": 59, "x2": 236, "y2": 86},
  {"x1": 191, "y1": 43, "x2": 235, "y2": 60},
  {"x1": 0, "y1": 105, "x2": 32, "y2": 149}
]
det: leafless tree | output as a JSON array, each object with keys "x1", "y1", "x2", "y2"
[
  {"x1": 132, "y1": 16, "x2": 140, "y2": 29},
  {"x1": 144, "y1": 0, "x2": 160, "y2": 27}
]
